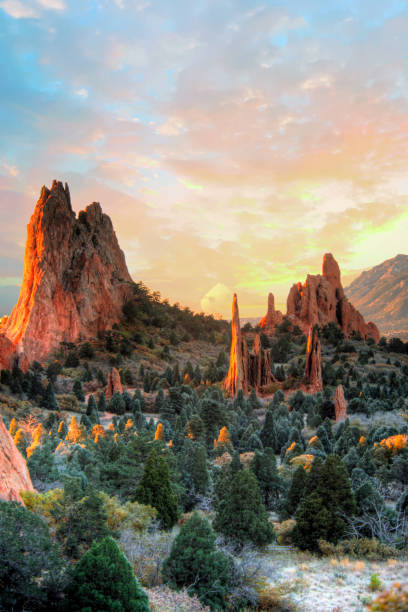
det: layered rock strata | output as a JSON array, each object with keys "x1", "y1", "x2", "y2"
[
  {"x1": 0, "y1": 416, "x2": 35, "y2": 504},
  {"x1": 304, "y1": 326, "x2": 323, "y2": 392}
]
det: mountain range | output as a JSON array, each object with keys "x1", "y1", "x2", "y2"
[{"x1": 345, "y1": 254, "x2": 408, "y2": 339}]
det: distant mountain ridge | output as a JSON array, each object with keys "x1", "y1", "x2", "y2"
[{"x1": 345, "y1": 254, "x2": 408, "y2": 339}]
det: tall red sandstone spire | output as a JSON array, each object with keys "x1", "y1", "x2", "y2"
[
  {"x1": 304, "y1": 326, "x2": 323, "y2": 392},
  {"x1": 258, "y1": 292, "x2": 283, "y2": 330},
  {"x1": 225, "y1": 293, "x2": 246, "y2": 397},
  {"x1": 0, "y1": 180, "x2": 133, "y2": 366}
]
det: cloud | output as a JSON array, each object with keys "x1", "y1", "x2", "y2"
[
  {"x1": 0, "y1": 0, "x2": 38, "y2": 18},
  {"x1": 201, "y1": 283, "x2": 232, "y2": 316}
]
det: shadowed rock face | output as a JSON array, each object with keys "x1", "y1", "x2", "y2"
[
  {"x1": 0, "y1": 416, "x2": 34, "y2": 504},
  {"x1": 105, "y1": 367, "x2": 123, "y2": 400},
  {"x1": 0, "y1": 180, "x2": 133, "y2": 367},
  {"x1": 225, "y1": 294, "x2": 275, "y2": 396},
  {"x1": 287, "y1": 253, "x2": 379, "y2": 342},
  {"x1": 258, "y1": 292, "x2": 283, "y2": 331},
  {"x1": 334, "y1": 384, "x2": 348, "y2": 422},
  {"x1": 304, "y1": 326, "x2": 323, "y2": 392}
]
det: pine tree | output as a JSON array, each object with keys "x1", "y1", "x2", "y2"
[
  {"x1": 98, "y1": 391, "x2": 107, "y2": 413},
  {"x1": 58, "y1": 420, "x2": 68, "y2": 438},
  {"x1": 109, "y1": 391, "x2": 126, "y2": 415},
  {"x1": 134, "y1": 448, "x2": 178, "y2": 529},
  {"x1": 280, "y1": 464, "x2": 307, "y2": 519},
  {"x1": 214, "y1": 469, "x2": 274, "y2": 547},
  {"x1": 293, "y1": 454, "x2": 356, "y2": 551},
  {"x1": 65, "y1": 537, "x2": 150, "y2": 611},
  {"x1": 260, "y1": 410, "x2": 278, "y2": 451},
  {"x1": 43, "y1": 382, "x2": 58, "y2": 410},
  {"x1": 163, "y1": 512, "x2": 230, "y2": 610},
  {"x1": 87, "y1": 394, "x2": 97, "y2": 416},
  {"x1": 73, "y1": 379, "x2": 85, "y2": 402},
  {"x1": 251, "y1": 448, "x2": 282, "y2": 510}
]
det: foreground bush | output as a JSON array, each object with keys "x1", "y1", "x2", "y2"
[
  {"x1": 368, "y1": 583, "x2": 408, "y2": 611},
  {"x1": 64, "y1": 536, "x2": 150, "y2": 611},
  {"x1": 163, "y1": 512, "x2": 230, "y2": 610},
  {"x1": 318, "y1": 537, "x2": 402, "y2": 560}
]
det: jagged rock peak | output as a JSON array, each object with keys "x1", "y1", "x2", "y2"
[
  {"x1": 287, "y1": 253, "x2": 379, "y2": 342},
  {"x1": 0, "y1": 181, "x2": 134, "y2": 366}
]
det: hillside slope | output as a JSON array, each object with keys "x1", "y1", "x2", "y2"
[{"x1": 345, "y1": 254, "x2": 408, "y2": 338}]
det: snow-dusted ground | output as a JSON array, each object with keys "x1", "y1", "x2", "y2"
[{"x1": 262, "y1": 548, "x2": 408, "y2": 612}]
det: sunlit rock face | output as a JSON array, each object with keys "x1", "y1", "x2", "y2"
[
  {"x1": 258, "y1": 292, "x2": 283, "y2": 331},
  {"x1": 225, "y1": 293, "x2": 275, "y2": 397},
  {"x1": 334, "y1": 384, "x2": 348, "y2": 422},
  {"x1": 225, "y1": 293, "x2": 247, "y2": 397},
  {"x1": 304, "y1": 326, "x2": 323, "y2": 392},
  {"x1": 0, "y1": 416, "x2": 34, "y2": 504},
  {"x1": 287, "y1": 253, "x2": 380, "y2": 342},
  {"x1": 0, "y1": 180, "x2": 133, "y2": 366}
]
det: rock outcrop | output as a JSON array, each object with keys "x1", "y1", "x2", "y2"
[
  {"x1": 225, "y1": 294, "x2": 247, "y2": 397},
  {"x1": 258, "y1": 292, "x2": 283, "y2": 331},
  {"x1": 0, "y1": 180, "x2": 133, "y2": 367},
  {"x1": 304, "y1": 326, "x2": 323, "y2": 392},
  {"x1": 105, "y1": 367, "x2": 123, "y2": 401},
  {"x1": 287, "y1": 253, "x2": 379, "y2": 342},
  {"x1": 0, "y1": 416, "x2": 35, "y2": 504},
  {"x1": 334, "y1": 384, "x2": 348, "y2": 422},
  {"x1": 225, "y1": 294, "x2": 275, "y2": 396}
]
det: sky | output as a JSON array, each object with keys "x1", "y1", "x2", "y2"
[{"x1": 1, "y1": 0, "x2": 408, "y2": 319}]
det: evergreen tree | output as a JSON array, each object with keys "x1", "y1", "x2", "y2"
[
  {"x1": 87, "y1": 394, "x2": 97, "y2": 417},
  {"x1": 163, "y1": 512, "x2": 230, "y2": 610},
  {"x1": 280, "y1": 465, "x2": 307, "y2": 519},
  {"x1": 293, "y1": 454, "x2": 356, "y2": 551},
  {"x1": 0, "y1": 500, "x2": 66, "y2": 610},
  {"x1": 43, "y1": 382, "x2": 58, "y2": 410},
  {"x1": 65, "y1": 537, "x2": 150, "y2": 612},
  {"x1": 109, "y1": 391, "x2": 126, "y2": 415},
  {"x1": 134, "y1": 448, "x2": 178, "y2": 529},
  {"x1": 260, "y1": 409, "x2": 278, "y2": 451},
  {"x1": 73, "y1": 379, "x2": 85, "y2": 402},
  {"x1": 251, "y1": 448, "x2": 282, "y2": 510},
  {"x1": 214, "y1": 469, "x2": 274, "y2": 547},
  {"x1": 98, "y1": 391, "x2": 107, "y2": 413}
]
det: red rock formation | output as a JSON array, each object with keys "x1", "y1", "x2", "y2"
[
  {"x1": 304, "y1": 326, "x2": 323, "y2": 392},
  {"x1": 334, "y1": 384, "x2": 348, "y2": 422},
  {"x1": 225, "y1": 294, "x2": 275, "y2": 396},
  {"x1": 0, "y1": 180, "x2": 133, "y2": 367},
  {"x1": 258, "y1": 292, "x2": 283, "y2": 331},
  {"x1": 0, "y1": 416, "x2": 35, "y2": 504},
  {"x1": 287, "y1": 253, "x2": 379, "y2": 342},
  {"x1": 225, "y1": 294, "x2": 247, "y2": 397},
  {"x1": 105, "y1": 367, "x2": 123, "y2": 401}
]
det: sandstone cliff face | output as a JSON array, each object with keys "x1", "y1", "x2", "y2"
[
  {"x1": 225, "y1": 294, "x2": 275, "y2": 396},
  {"x1": 287, "y1": 253, "x2": 379, "y2": 342},
  {"x1": 0, "y1": 181, "x2": 133, "y2": 367},
  {"x1": 0, "y1": 416, "x2": 35, "y2": 504},
  {"x1": 258, "y1": 292, "x2": 283, "y2": 331},
  {"x1": 334, "y1": 384, "x2": 348, "y2": 422},
  {"x1": 304, "y1": 326, "x2": 323, "y2": 392}
]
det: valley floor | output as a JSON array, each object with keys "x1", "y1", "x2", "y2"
[{"x1": 261, "y1": 547, "x2": 408, "y2": 611}]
